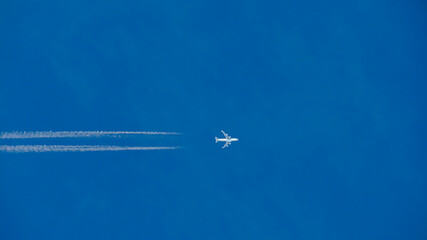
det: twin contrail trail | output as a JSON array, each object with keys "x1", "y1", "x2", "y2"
[
  {"x1": 0, "y1": 145, "x2": 179, "y2": 153},
  {"x1": 0, "y1": 131, "x2": 180, "y2": 139},
  {"x1": 0, "y1": 131, "x2": 181, "y2": 153}
]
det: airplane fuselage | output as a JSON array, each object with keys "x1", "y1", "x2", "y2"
[{"x1": 216, "y1": 138, "x2": 238, "y2": 142}]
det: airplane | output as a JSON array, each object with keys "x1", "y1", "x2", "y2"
[{"x1": 215, "y1": 130, "x2": 239, "y2": 148}]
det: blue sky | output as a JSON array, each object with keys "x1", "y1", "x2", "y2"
[{"x1": 0, "y1": 0, "x2": 426, "y2": 239}]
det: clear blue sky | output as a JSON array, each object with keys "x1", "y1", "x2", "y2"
[{"x1": 0, "y1": 0, "x2": 426, "y2": 239}]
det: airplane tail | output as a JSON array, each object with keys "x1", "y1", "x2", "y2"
[{"x1": 215, "y1": 137, "x2": 218, "y2": 143}]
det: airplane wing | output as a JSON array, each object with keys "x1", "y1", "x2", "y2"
[
  {"x1": 222, "y1": 142, "x2": 230, "y2": 148},
  {"x1": 221, "y1": 130, "x2": 230, "y2": 139}
]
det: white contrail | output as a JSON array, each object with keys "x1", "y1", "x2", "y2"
[
  {"x1": 0, "y1": 131, "x2": 180, "y2": 139},
  {"x1": 0, "y1": 145, "x2": 179, "y2": 153}
]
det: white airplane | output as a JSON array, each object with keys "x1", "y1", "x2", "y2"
[{"x1": 215, "y1": 130, "x2": 238, "y2": 148}]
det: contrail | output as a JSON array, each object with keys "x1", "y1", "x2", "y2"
[
  {"x1": 0, "y1": 131, "x2": 180, "y2": 139},
  {"x1": 0, "y1": 145, "x2": 179, "y2": 153}
]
